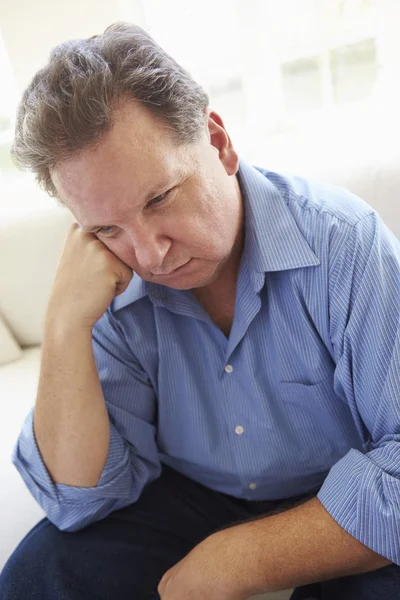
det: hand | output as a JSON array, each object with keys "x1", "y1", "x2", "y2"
[
  {"x1": 158, "y1": 529, "x2": 249, "y2": 600},
  {"x1": 46, "y1": 223, "x2": 133, "y2": 330}
]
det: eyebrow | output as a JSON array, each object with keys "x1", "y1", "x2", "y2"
[{"x1": 81, "y1": 172, "x2": 184, "y2": 233}]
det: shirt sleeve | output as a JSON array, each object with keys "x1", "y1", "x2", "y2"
[
  {"x1": 12, "y1": 308, "x2": 161, "y2": 532},
  {"x1": 318, "y1": 211, "x2": 400, "y2": 563}
]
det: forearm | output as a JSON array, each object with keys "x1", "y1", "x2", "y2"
[
  {"x1": 34, "y1": 321, "x2": 110, "y2": 487},
  {"x1": 222, "y1": 496, "x2": 391, "y2": 595}
]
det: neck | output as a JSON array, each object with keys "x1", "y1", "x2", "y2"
[{"x1": 195, "y1": 215, "x2": 244, "y2": 304}]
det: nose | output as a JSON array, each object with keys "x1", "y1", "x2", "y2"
[{"x1": 127, "y1": 224, "x2": 172, "y2": 272}]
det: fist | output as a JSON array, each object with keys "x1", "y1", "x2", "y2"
[{"x1": 46, "y1": 223, "x2": 133, "y2": 330}]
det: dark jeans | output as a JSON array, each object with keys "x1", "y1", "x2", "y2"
[{"x1": 0, "y1": 464, "x2": 399, "y2": 600}]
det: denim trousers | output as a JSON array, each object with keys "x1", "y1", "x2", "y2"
[{"x1": 0, "y1": 464, "x2": 399, "y2": 600}]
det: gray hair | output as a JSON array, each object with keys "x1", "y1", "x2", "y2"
[{"x1": 11, "y1": 22, "x2": 209, "y2": 197}]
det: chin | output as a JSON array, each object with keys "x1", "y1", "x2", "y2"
[
  {"x1": 141, "y1": 259, "x2": 223, "y2": 290},
  {"x1": 158, "y1": 268, "x2": 218, "y2": 291},
  {"x1": 174, "y1": 270, "x2": 220, "y2": 290}
]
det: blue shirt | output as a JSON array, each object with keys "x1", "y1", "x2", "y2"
[{"x1": 14, "y1": 160, "x2": 400, "y2": 564}]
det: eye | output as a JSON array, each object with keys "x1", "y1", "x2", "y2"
[
  {"x1": 146, "y1": 188, "x2": 173, "y2": 209},
  {"x1": 96, "y1": 226, "x2": 117, "y2": 237}
]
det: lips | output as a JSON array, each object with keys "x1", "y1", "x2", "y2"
[{"x1": 152, "y1": 260, "x2": 191, "y2": 277}]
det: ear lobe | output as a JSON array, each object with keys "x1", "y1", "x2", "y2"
[
  {"x1": 221, "y1": 147, "x2": 240, "y2": 176},
  {"x1": 211, "y1": 135, "x2": 239, "y2": 176}
]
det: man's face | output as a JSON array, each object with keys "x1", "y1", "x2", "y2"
[{"x1": 52, "y1": 101, "x2": 242, "y2": 290}]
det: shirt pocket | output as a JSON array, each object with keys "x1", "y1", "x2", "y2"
[
  {"x1": 382, "y1": 471, "x2": 400, "y2": 506},
  {"x1": 277, "y1": 380, "x2": 356, "y2": 473}
]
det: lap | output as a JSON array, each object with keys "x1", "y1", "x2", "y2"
[
  {"x1": 3, "y1": 464, "x2": 398, "y2": 600},
  {"x1": 0, "y1": 465, "x2": 250, "y2": 600}
]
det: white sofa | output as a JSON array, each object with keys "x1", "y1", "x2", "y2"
[
  {"x1": 0, "y1": 151, "x2": 399, "y2": 599},
  {"x1": 0, "y1": 203, "x2": 74, "y2": 567}
]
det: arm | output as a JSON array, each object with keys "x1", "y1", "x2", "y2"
[
  {"x1": 213, "y1": 496, "x2": 391, "y2": 596},
  {"x1": 33, "y1": 323, "x2": 110, "y2": 488},
  {"x1": 239, "y1": 498, "x2": 391, "y2": 593},
  {"x1": 158, "y1": 496, "x2": 390, "y2": 599},
  {"x1": 13, "y1": 225, "x2": 161, "y2": 531}
]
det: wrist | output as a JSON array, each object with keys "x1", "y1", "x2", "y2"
[{"x1": 44, "y1": 312, "x2": 94, "y2": 341}]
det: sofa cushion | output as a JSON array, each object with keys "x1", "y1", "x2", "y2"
[
  {"x1": 0, "y1": 206, "x2": 73, "y2": 347},
  {"x1": 0, "y1": 315, "x2": 22, "y2": 366},
  {"x1": 0, "y1": 346, "x2": 45, "y2": 572}
]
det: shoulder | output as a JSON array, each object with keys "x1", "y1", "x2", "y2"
[
  {"x1": 258, "y1": 166, "x2": 374, "y2": 225},
  {"x1": 256, "y1": 166, "x2": 376, "y2": 258}
]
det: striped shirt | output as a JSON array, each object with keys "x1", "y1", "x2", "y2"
[{"x1": 14, "y1": 159, "x2": 400, "y2": 563}]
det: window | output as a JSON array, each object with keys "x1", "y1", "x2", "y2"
[
  {"x1": 331, "y1": 38, "x2": 377, "y2": 104},
  {"x1": 138, "y1": 0, "x2": 384, "y2": 157},
  {"x1": 281, "y1": 57, "x2": 323, "y2": 113}
]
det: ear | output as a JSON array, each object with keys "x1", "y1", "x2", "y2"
[{"x1": 207, "y1": 110, "x2": 239, "y2": 176}]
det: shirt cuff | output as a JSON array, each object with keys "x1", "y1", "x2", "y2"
[
  {"x1": 13, "y1": 408, "x2": 133, "y2": 505},
  {"x1": 318, "y1": 448, "x2": 400, "y2": 564}
]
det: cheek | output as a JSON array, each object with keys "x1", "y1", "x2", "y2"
[
  {"x1": 101, "y1": 238, "x2": 139, "y2": 269},
  {"x1": 175, "y1": 203, "x2": 230, "y2": 258}
]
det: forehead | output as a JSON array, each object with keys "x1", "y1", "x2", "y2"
[{"x1": 52, "y1": 101, "x2": 190, "y2": 223}]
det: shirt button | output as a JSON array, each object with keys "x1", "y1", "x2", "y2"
[
  {"x1": 248, "y1": 482, "x2": 257, "y2": 490},
  {"x1": 235, "y1": 425, "x2": 244, "y2": 435},
  {"x1": 225, "y1": 364, "x2": 233, "y2": 373}
]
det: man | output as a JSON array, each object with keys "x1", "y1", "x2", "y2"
[{"x1": 0, "y1": 21, "x2": 399, "y2": 600}]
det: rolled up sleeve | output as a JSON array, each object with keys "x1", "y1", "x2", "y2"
[
  {"x1": 318, "y1": 211, "x2": 400, "y2": 563},
  {"x1": 13, "y1": 308, "x2": 161, "y2": 532}
]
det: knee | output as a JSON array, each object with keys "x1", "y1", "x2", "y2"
[
  {"x1": 0, "y1": 519, "x2": 67, "y2": 599},
  {"x1": 0, "y1": 517, "x2": 159, "y2": 600}
]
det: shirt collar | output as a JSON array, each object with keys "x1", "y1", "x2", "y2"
[
  {"x1": 239, "y1": 159, "x2": 320, "y2": 273},
  {"x1": 112, "y1": 159, "x2": 320, "y2": 312}
]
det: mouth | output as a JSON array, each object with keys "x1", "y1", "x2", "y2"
[{"x1": 152, "y1": 259, "x2": 192, "y2": 279}]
